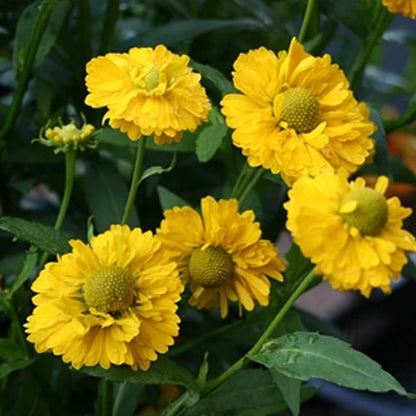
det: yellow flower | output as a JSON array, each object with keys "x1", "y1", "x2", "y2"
[
  {"x1": 382, "y1": 0, "x2": 416, "y2": 18},
  {"x1": 220, "y1": 38, "x2": 375, "y2": 185},
  {"x1": 156, "y1": 196, "x2": 285, "y2": 318},
  {"x1": 25, "y1": 225, "x2": 183, "y2": 371},
  {"x1": 284, "y1": 172, "x2": 416, "y2": 297},
  {"x1": 85, "y1": 44, "x2": 211, "y2": 145}
]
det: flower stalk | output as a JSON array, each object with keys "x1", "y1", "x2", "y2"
[{"x1": 121, "y1": 136, "x2": 147, "y2": 225}]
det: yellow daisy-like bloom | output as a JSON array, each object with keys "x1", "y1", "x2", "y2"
[
  {"x1": 284, "y1": 172, "x2": 416, "y2": 297},
  {"x1": 85, "y1": 44, "x2": 211, "y2": 145},
  {"x1": 220, "y1": 38, "x2": 376, "y2": 185},
  {"x1": 156, "y1": 196, "x2": 285, "y2": 318},
  {"x1": 25, "y1": 225, "x2": 183, "y2": 371},
  {"x1": 382, "y1": 0, "x2": 416, "y2": 18}
]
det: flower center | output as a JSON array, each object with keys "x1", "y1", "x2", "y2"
[
  {"x1": 189, "y1": 246, "x2": 234, "y2": 289},
  {"x1": 84, "y1": 265, "x2": 135, "y2": 312},
  {"x1": 143, "y1": 69, "x2": 160, "y2": 91},
  {"x1": 338, "y1": 188, "x2": 388, "y2": 236},
  {"x1": 280, "y1": 87, "x2": 320, "y2": 133},
  {"x1": 45, "y1": 123, "x2": 95, "y2": 146}
]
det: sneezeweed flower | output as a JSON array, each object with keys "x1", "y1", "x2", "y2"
[
  {"x1": 382, "y1": 0, "x2": 416, "y2": 18},
  {"x1": 85, "y1": 44, "x2": 211, "y2": 145},
  {"x1": 220, "y1": 38, "x2": 376, "y2": 185},
  {"x1": 284, "y1": 172, "x2": 416, "y2": 297},
  {"x1": 25, "y1": 225, "x2": 183, "y2": 371},
  {"x1": 156, "y1": 196, "x2": 285, "y2": 318},
  {"x1": 34, "y1": 118, "x2": 98, "y2": 153}
]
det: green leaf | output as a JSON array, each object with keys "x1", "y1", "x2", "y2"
[
  {"x1": 250, "y1": 331, "x2": 408, "y2": 396},
  {"x1": 191, "y1": 60, "x2": 235, "y2": 95},
  {"x1": 0, "y1": 217, "x2": 70, "y2": 254},
  {"x1": 7, "y1": 247, "x2": 38, "y2": 298},
  {"x1": 320, "y1": 0, "x2": 368, "y2": 38},
  {"x1": 142, "y1": 18, "x2": 266, "y2": 49},
  {"x1": 271, "y1": 370, "x2": 301, "y2": 416},
  {"x1": 187, "y1": 369, "x2": 284, "y2": 415},
  {"x1": 13, "y1": 0, "x2": 70, "y2": 75},
  {"x1": 0, "y1": 358, "x2": 35, "y2": 379},
  {"x1": 370, "y1": 108, "x2": 391, "y2": 177},
  {"x1": 84, "y1": 158, "x2": 140, "y2": 231},
  {"x1": 82, "y1": 356, "x2": 197, "y2": 392},
  {"x1": 157, "y1": 186, "x2": 192, "y2": 211},
  {"x1": 113, "y1": 383, "x2": 144, "y2": 416},
  {"x1": 146, "y1": 130, "x2": 197, "y2": 152},
  {"x1": 390, "y1": 155, "x2": 416, "y2": 185},
  {"x1": 196, "y1": 124, "x2": 227, "y2": 163},
  {"x1": 139, "y1": 153, "x2": 177, "y2": 184}
]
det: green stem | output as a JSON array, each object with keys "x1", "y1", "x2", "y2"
[
  {"x1": 99, "y1": 378, "x2": 113, "y2": 416},
  {"x1": 384, "y1": 100, "x2": 416, "y2": 133},
  {"x1": 298, "y1": 0, "x2": 318, "y2": 44},
  {"x1": 77, "y1": 0, "x2": 92, "y2": 64},
  {"x1": 55, "y1": 151, "x2": 76, "y2": 231},
  {"x1": 237, "y1": 168, "x2": 264, "y2": 205},
  {"x1": 201, "y1": 269, "x2": 317, "y2": 396},
  {"x1": 348, "y1": 8, "x2": 393, "y2": 90},
  {"x1": 121, "y1": 137, "x2": 147, "y2": 225},
  {"x1": 230, "y1": 164, "x2": 255, "y2": 199},
  {"x1": 0, "y1": 0, "x2": 58, "y2": 144},
  {"x1": 99, "y1": 0, "x2": 120, "y2": 54},
  {"x1": 39, "y1": 150, "x2": 75, "y2": 267}
]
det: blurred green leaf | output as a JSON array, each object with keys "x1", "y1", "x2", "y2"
[
  {"x1": 250, "y1": 331, "x2": 408, "y2": 396},
  {"x1": 186, "y1": 369, "x2": 284, "y2": 415},
  {"x1": 113, "y1": 382, "x2": 144, "y2": 416},
  {"x1": 191, "y1": 60, "x2": 235, "y2": 95},
  {"x1": 142, "y1": 18, "x2": 266, "y2": 48},
  {"x1": 390, "y1": 155, "x2": 416, "y2": 185},
  {"x1": 13, "y1": 0, "x2": 70, "y2": 75},
  {"x1": 0, "y1": 358, "x2": 35, "y2": 379},
  {"x1": 370, "y1": 108, "x2": 391, "y2": 177},
  {"x1": 0, "y1": 217, "x2": 70, "y2": 254},
  {"x1": 320, "y1": 0, "x2": 368, "y2": 38},
  {"x1": 84, "y1": 158, "x2": 140, "y2": 231},
  {"x1": 7, "y1": 247, "x2": 38, "y2": 298},
  {"x1": 271, "y1": 369, "x2": 301, "y2": 416},
  {"x1": 82, "y1": 356, "x2": 197, "y2": 391},
  {"x1": 157, "y1": 186, "x2": 192, "y2": 211},
  {"x1": 196, "y1": 124, "x2": 227, "y2": 163}
]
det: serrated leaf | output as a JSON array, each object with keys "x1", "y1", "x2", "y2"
[
  {"x1": 196, "y1": 124, "x2": 227, "y2": 163},
  {"x1": 13, "y1": 0, "x2": 70, "y2": 75},
  {"x1": 157, "y1": 186, "x2": 191, "y2": 211},
  {"x1": 191, "y1": 60, "x2": 235, "y2": 95},
  {"x1": 84, "y1": 158, "x2": 140, "y2": 231},
  {"x1": 250, "y1": 331, "x2": 407, "y2": 396},
  {"x1": 82, "y1": 357, "x2": 197, "y2": 392},
  {"x1": 0, "y1": 217, "x2": 70, "y2": 254}
]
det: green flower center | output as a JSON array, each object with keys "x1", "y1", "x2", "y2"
[
  {"x1": 189, "y1": 246, "x2": 234, "y2": 289},
  {"x1": 143, "y1": 69, "x2": 160, "y2": 91},
  {"x1": 280, "y1": 87, "x2": 320, "y2": 133},
  {"x1": 339, "y1": 188, "x2": 388, "y2": 236},
  {"x1": 84, "y1": 265, "x2": 135, "y2": 312}
]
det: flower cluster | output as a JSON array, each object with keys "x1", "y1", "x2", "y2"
[{"x1": 25, "y1": 40, "x2": 416, "y2": 375}]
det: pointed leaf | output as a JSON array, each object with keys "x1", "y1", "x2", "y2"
[
  {"x1": 271, "y1": 370, "x2": 301, "y2": 416},
  {"x1": 84, "y1": 158, "x2": 140, "y2": 231},
  {"x1": 82, "y1": 356, "x2": 197, "y2": 392},
  {"x1": 191, "y1": 60, "x2": 235, "y2": 95},
  {"x1": 13, "y1": 0, "x2": 70, "y2": 75},
  {"x1": 196, "y1": 124, "x2": 227, "y2": 162},
  {"x1": 250, "y1": 332, "x2": 408, "y2": 396},
  {"x1": 139, "y1": 153, "x2": 176, "y2": 184},
  {"x1": 157, "y1": 186, "x2": 191, "y2": 211},
  {"x1": 0, "y1": 216, "x2": 70, "y2": 254}
]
